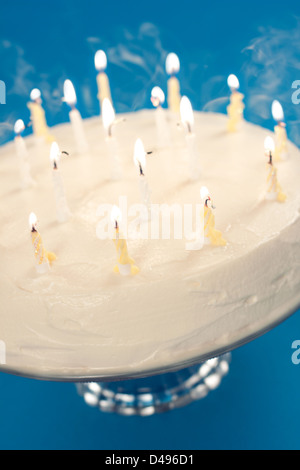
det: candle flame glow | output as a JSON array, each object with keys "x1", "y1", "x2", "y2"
[
  {"x1": 30, "y1": 88, "x2": 41, "y2": 101},
  {"x1": 272, "y1": 100, "x2": 284, "y2": 123},
  {"x1": 102, "y1": 98, "x2": 115, "y2": 135},
  {"x1": 200, "y1": 186, "x2": 210, "y2": 202},
  {"x1": 63, "y1": 80, "x2": 77, "y2": 106},
  {"x1": 134, "y1": 138, "x2": 146, "y2": 173},
  {"x1": 227, "y1": 74, "x2": 240, "y2": 90},
  {"x1": 29, "y1": 212, "x2": 37, "y2": 231},
  {"x1": 50, "y1": 142, "x2": 60, "y2": 167},
  {"x1": 151, "y1": 86, "x2": 165, "y2": 107},
  {"x1": 14, "y1": 119, "x2": 25, "y2": 135},
  {"x1": 180, "y1": 96, "x2": 194, "y2": 133},
  {"x1": 95, "y1": 50, "x2": 107, "y2": 71},
  {"x1": 111, "y1": 205, "x2": 122, "y2": 227},
  {"x1": 165, "y1": 53, "x2": 180, "y2": 75},
  {"x1": 264, "y1": 136, "x2": 275, "y2": 153}
]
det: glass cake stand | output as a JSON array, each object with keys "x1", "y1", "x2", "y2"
[{"x1": 76, "y1": 354, "x2": 231, "y2": 416}]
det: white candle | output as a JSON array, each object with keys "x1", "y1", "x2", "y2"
[
  {"x1": 272, "y1": 100, "x2": 288, "y2": 161},
  {"x1": 264, "y1": 136, "x2": 286, "y2": 202},
  {"x1": 180, "y1": 96, "x2": 200, "y2": 180},
  {"x1": 133, "y1": 138, "x2": 151, "y2": 210},
  {"x1": 50, "y1": 142, "x2": 72, "y2": 223},
  {"x1": 102, "y1": 98, "x2": 122, "y2": 180},
  {"x1": 151, "y1": 86, "x2": 171, "y2": 148},
  {"x1": 14, "y1": 120, "x2": 35, "y2": 189},
  {"x1": 264, "y1": 137, "x2": 278, "y2": 201},
  {"x1": 63, "y1": 80, "x2": 89, "y2": 154}
]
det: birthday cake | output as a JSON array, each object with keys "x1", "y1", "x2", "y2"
[{"x1": 0, "y1": 59, "x2": 300, "y2": 381}]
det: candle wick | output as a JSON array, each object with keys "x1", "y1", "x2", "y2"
[
  {"x1": 139, "y1": 163, "x2": 144, "y2": 176},
  {"x1": 205, "y1": 198, "x2": 215, "y2": 209},
  {"x1": 31, "y1": 227, "x2": 37, "y2": 233},
  {"x1": 269, "y1": 151, "x2": 273, "y2": 166}
]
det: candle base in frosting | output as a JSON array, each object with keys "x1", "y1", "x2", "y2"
[
  {"x1": 14, "y1": 136, "x2": 35, "y2": 189},
  {"x1": 203, "y1": 205, "x2": 227, "y2": 247},
  {"x1": 266, "y1": 164, "x2": 286, "y2": 203},
  {"x1": 69, "y1": 109, "x2": 89, "y2": 154},
  {"x1": 185, "y1": 133, "x2": 201, "y2": 181},
  {"x1": 113, "y1": 229, "x2": 139, "y2": 276},
  {"x1": 31, "y1": 230, "x2": 57, "y2": 275},
  {"x1": 52, "y1": 170, "x2": 72, "y2": 223}
]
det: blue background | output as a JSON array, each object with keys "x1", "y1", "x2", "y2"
[{"x1": 1, "y1": 0, "x2": 300, "y2": 450}]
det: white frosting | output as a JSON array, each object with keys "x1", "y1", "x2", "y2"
[{"x1": 0, "y1": 110, "x2": 300, "y2": 381}]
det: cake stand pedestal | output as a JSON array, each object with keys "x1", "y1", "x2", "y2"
[{"x1": 76, "y1": 353, "x2": 231, "y2": 416}]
